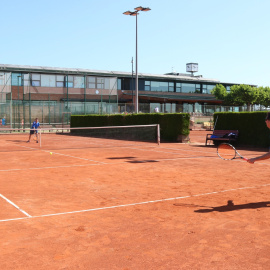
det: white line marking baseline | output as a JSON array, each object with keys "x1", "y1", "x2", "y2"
[{"x1": 1, "y1": 183, "x2": 269, "y2": 223}]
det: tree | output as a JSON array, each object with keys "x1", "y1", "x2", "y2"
[
  {"x1": 255, "y1": 86, "x2": 270, "y2": 107},
  {"x1": 211, "y1": 84, "x2": 227, "y2": 101},
  {"x1": 211, "y1": 84, "x2": 257, "y2": 111},
  {"x1": 229, "y1": 84, "x2": 257, "y2": 110}
]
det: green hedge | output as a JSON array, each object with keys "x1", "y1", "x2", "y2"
[
  {"x1": 71, "y1": 113, "x2": 190, "y2": 142},
  {"x1": 214, "y1": 112, "x2": 270, "y2": 147}
]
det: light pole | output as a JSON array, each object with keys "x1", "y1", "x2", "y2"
[{"x1": 123, "y1": 6, "x2": 151, "y2": 113}]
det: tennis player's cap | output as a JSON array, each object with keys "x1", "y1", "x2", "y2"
[{"x1": 266, "y1": 112, "x2": 270, "y2": 120}]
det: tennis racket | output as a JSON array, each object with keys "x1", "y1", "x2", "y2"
[{"x1": 217, "y1": 143, "x2": 248, "y2": 161}]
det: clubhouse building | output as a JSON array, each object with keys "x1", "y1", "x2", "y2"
[{"x1": 0, "y1": 63, "x2": 244, "y2": 115}]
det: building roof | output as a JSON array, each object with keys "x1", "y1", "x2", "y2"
[
  {"x1": 0, "y1": 64, "x2": 221, "y2": 84},
  {"x1": 0, "y1": 63, "x2": 255, "y2": 86}
]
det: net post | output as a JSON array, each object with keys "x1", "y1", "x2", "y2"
[
  {"x1": 157, "y1": 124, "x2": 160, "y2": 145},
  {"x1": 39, "y1": 128, "x2": 42, "y2": 148}
]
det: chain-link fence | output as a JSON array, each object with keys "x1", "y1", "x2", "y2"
[{"x1": 1, "y1": 100, "x2": 269, "y2": 130}]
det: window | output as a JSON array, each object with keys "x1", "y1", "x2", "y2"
[
  {"x1": 195, "y1": 84, "x2": 201, "y2": 93},
  {"x1": 169, "y1": 82, "x2": 174, "y2": 92},
  {"x1": 87, "y1": 77, "x2": 105, "y2": 89},
  {"x1": 145, "y1": 81, "x2": 150, "y2": 91},
  {"x1": 11, "y1": 73, "x2": 22, "y2": 86},
  {"x1": 117, "y1": 79, "x2": 121, "y2": 90},
  {"x1": 97, "y1": 77, "x2": 104, "y2": 89},
  {"x1": 31, "y1": 74, "x2": 41, "y2": 87},
  {"x1": 144, "y1": 81, "x2": 170, "y2": 92},
  {"x1": 208, "y1": 85, "x2": 215, "y2": 93},
  {"x1": 0, "y1": 73, "x2": 4, "y2": 86},
  {"x1": 202, "y1": 84, "x2": 216, "y2": 94},
  {"x1": 74, "y1": 76, "x2": 85, "y2": 88},
  {"x1": 41, "y1": 75, "x2": 56, "y2": 87},
  {"x1": 195, "y1": 102, "x2": 202, "y2": 113},
  {"x1": 182, "y1": 83, "x2": 196, "y2": 93},
  {"x1": 202, "y1": 85, "x2": 207, "y2": 94},
  {"x1": 159, "y1": 82, "x2": 168, "y2": 92},
  {"x1": 151, "y1": 81, "x2": 159, "y2": 91},
  {"x1": 88, "y1": 77, "x2": 95, "y2": 89},
  {"x1": 56, "y1": 75, "x2": 64, "y2": 87},
  {"x1": 152, "y1": 81, "x2": 168, "y2": 92},
  {"x1": 176, "y1": 83, "x2": 181, "y2": 93},
  {"x1": 65, "y1": 76, "x2": 74, "y2": 88}
]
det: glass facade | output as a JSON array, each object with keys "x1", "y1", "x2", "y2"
[
  {"x1": 10, "y1": 71, "x2": 223, "y2": 97},
  {"x1": 142, "y1": 80, "x2": 217, "y2": 94},
  {"x1": 6, "y1": 67, "x2": 237, "y2": 115},
  {"x1": 144, "y1": 81, "x2": 175, "y2": 92},
  {"x1": 11, "y1": 73, "x2": 117, "y2": 92},
  {"x1": 0, "y1": 65, "x2": 249, "y2": 123}
]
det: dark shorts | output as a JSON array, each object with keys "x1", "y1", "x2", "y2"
[{"x1": 30, "y1": 130, "x2": 37, "y2": 135}]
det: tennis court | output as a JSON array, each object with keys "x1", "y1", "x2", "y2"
[{"x1": 0, "y1": 129, "x2": 269, "y2": 269}]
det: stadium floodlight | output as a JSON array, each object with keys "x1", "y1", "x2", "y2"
[
  {"x1": 134, "y1": 6, "x2": 151, "y2": 12},
  {"x1": 123, "y1": 6, "x2": 151, "y2": 113}
]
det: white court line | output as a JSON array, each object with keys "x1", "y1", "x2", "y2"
[
  {"x1": 2, "y1": 141, "x2": 106, "y2": 165},
  {"x1": 0, "y1": 193, "x2": 31, "y2": 217},
  {"x1": 20, "y1": 144, "x2": 106, "y2": 165},
  {"x1": 1, "y1": 183, "x2": 269, "y2": 223},
  {"x1": 1, "y1": 154, "x2": 269, "y2": 173},
  {"x1": 0, "y1": 156, "x2": 219, "y2": 173},
  {"x1": 42, "y1": 150, "x2": 107, "y2": 164},
  {"x1": 2, "y1": 138, "x2": 258, "y2": 165},
  {"x1": 0, "y1": 163, "x2": 101, "y2": 172}
]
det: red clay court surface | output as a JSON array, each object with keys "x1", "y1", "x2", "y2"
[{"x1": 0, "y1": 130, "x2": 269, "y2": 269}]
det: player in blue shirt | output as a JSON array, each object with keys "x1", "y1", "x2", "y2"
[{"x1": 27, "y1": 118, "x2": 40, "y2": 143}]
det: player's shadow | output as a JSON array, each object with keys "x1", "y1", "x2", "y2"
[
  {"x1": 126, "y1": 160, "x2": 159, "y2": 163},
  {"x1": 195, "y1": 200, "x2": 270, "y2": 213},
  {"x1": 7, "y1": 139, "x2": 26, "y2": 142},
  {"x1": 107, "y1": 157, "x2": 136, "y2": 160},
  {"x1": 107, "y1": 157, "x2": 159, "y2": 163}
]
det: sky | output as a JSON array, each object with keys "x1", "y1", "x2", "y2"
[{"x1": 1, "y1": 0, "x2": 270, "y2": 87}]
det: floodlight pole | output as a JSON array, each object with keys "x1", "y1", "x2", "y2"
[
  {"x1": 123, "y1": 6, "x2": 151, "y2": 114},
  {"x1": 131, "y1": 57, "x2": 134, "y2": 108},
  {"x1": 135, "y1": 13, "x2": 138, "y2": 113}
]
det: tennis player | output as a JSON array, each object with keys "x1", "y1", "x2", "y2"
[
  {"x1": 247, "y1": 113, "x2": 270, "y2": 163},
  {"x1": 27, "y1": 118, "x2": 40, "y2": 143}
]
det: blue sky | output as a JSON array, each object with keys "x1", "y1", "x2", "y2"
[{"x1": 1, "y1": 0, "x2": 270, "y2": 87}]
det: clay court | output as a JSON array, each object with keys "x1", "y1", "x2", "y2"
[{"x1": 0, "y1": 130, "x2": 269, "y2": 269}]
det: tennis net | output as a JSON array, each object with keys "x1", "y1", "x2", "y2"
[{"x1": 0, "y1": 124, "x2": 160, "y2": 151}]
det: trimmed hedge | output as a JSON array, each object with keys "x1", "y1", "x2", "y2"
[
  {"x1": 71, "y1": 113, "x2": 190, "y2": 142},
  {"x1": 214, "y1": 112, "x2": 270, "y2": 147}
]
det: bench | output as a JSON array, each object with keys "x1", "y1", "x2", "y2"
[{"x1": 205, "y1": 130, "x2": 239, "y2": 146}]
